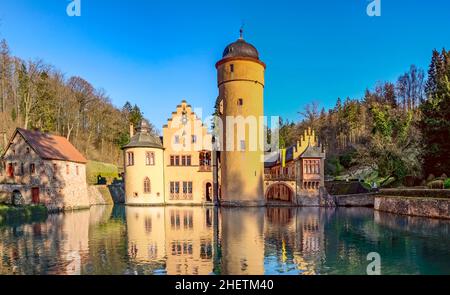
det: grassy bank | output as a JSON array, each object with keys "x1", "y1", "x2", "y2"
[
  {"x1": 0, "y1": 204, "x2": 48, "y2": 225},
  {"x1": 87, "y1": 161, "x2": 121, "y2": 185}
]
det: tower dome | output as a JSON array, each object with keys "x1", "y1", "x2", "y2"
[
  {"x1": 222, "y1": 29, "x2": 259, "y2": 60},
  {"x1": 123, "y1": 120, "x2": 162, "y2": 149}
]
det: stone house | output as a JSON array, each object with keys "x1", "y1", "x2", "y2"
[{"x1": 0, "y1": 128, "x2": 89, "y2": 211}]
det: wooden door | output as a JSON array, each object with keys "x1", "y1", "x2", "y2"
[
  {"x1": 31, "y1": 187, "x2": 40, "y2": 204},
  {"x1": 7, "y1": 163, "x2": 14, "y2": 178}
]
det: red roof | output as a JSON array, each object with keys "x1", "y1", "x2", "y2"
[{"x1": 13, "y1": 128, "x2": 87, "y2": 164}]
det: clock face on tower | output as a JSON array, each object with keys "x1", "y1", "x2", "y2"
[{"x1": 181, "y1": 111, "x2": 188, "y2": 125}]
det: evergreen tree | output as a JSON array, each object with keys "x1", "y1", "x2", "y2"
[{"x1": 420, "y1": 49, "x2": 450, "y2": 176}]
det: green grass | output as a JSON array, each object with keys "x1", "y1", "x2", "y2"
[
  {"x1": 86, "y1": 160, "x2": 120, "y2": 185},
  {"x1": 444, "y1": 179, "x2": 450, "y2": 189},
  {"x1": 0, "y1": 204, "x2": 48, "y2": 225}
]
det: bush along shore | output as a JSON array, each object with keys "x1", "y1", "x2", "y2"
[{"x1": 0, "y1": 204, "x2": 48, "y2": 225}]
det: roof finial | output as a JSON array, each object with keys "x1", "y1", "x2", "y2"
[{"x1": 239, "y1": 23, "x2": 244, "y2": 39}]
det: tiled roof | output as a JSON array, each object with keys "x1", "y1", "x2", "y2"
[{"x1": 15, "y1": 128, "x2": 88, "y2": 164}]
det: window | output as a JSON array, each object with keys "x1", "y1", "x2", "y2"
[
  {"x1": 170, "y1": 182, "x2": 175, "y2": 194},
  {"x1": 144, "y1": 177, "x2": 151, "y2": 194},
  {"x1": 181, "y1": 156, "x2": 186, "y2": 166},
  {"x1": 26, "y1": 147, "x2": 30, "y2": 154},
  {"x1": 30, "y1": 163, "x2": 36, "y2": 175},
  {"x1": 182, "y1": 182, "x2": 193, "y2": 194},
  {"x1": 146, "y1": 152, "x2": 155, "y2": 166},
  {"x1": 186, "y1": 156, "x2": 191, "y2": 166},
  {"x1": 192, "y1": 135, "x2": 197, "y2": 143},
  {"x1": 238, "y1": 98, "x2": 243, "y2": 106},
  {"x1": 170, "y1": 155, "x2": 175, "y2": 166},
  {"x1": 66, "y1": 164, "x2": 70, "y2": 175},
  {"x1": 175, "y1": 156, "x2": 180, "y2": 166},
  {"x1": 76, "y1": 166, "x2": 79, "y2": 176},
  {"x1": 230, "y1": 64, "x2": 234, "y2": 72},
  {"x1": 174, "y1": 182, "x2": 180, "y2": 194},
  {"x1": 174, "y1": 135, "x2": 180, "y2": 144},
  {"x1": 53, "y1": 164, "x2": 58, "y2": 175},
  {"x1": 127, "y1": 152, "x2": 134, "y2": 166},
  {"x1": 20, "y1": 163, "x2": 24, "y2": 175},
  {"x1": 240, "y1": 140, "x2": 246, "y2": 151}
]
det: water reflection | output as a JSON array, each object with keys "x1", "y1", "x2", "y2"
[{"x1": 0, "y1": 206, "x2": 449, "y2": 275}]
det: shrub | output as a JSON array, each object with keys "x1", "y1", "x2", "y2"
[
  {"x1": 86, "y1": 161, "x2": 120, "y2": 185},
  {"x1": 427, "y1": 180, "x2": 444, "y2": 189},
  {"x1": 445, "y1": 178, "x2": 450, "y2": 189}
]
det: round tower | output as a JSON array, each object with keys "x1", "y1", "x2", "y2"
[
  {"x1": 216, "y1": 30, "x2": 266, "y2": 206},
  {"x1": 122, "y1": 120, "x2": 165, "y2": 205}
]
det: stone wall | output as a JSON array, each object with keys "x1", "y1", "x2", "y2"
[
  {"x1": 88, "y1": 185, "x2": 114, "y2": 206},
  {"x1": 375, "y1": 196, "x2": 450, "y2": 219},
  {"x1": 335, "y1": 193, "x2": 376, "y2": 207},
  {"x1": 380, "y1": 188, "x2": 450, "y2": 199}
]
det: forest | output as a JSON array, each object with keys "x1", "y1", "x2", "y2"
[
  {"x1": 1, "y1": 34, "x2": 449, "y2": 188},
  {"x1": 0, "y1": 38, "x2": 146, "y2": 165},
  {"x1": 278, "y1": 48, "x2": 450, "y2": 187}
]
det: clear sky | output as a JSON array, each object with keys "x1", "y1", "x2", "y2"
[{"x1": 0, "y1": 0, "x2": 449, "y2": 130}]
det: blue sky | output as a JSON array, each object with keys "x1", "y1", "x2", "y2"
[{"x1": 0, "y1": 0, "x2": 449, "y2": 130}]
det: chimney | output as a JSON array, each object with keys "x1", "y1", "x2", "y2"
[{"x1": 129, "y1": 124, "x2": 134, "y2": 138}]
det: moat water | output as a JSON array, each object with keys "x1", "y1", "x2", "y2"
[{"x1": 0, "y1": 205, "x2": 449, "y2": 275}]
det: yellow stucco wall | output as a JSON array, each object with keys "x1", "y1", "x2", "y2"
[
  {"x1": 217, "y1": 58, "x2": 265, "y2": 206},
  {"x1": 163, "y1": 101, "x2": 213, "y2": 205},
  {"x1": 123, "y1": 147, "x2": 165, "y2": 205}
]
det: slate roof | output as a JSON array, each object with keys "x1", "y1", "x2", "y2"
[{"x1": 122, "y1": 120, "x2": 163, "y2": 149}]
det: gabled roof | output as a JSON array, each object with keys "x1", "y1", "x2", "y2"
[{"x1": 2, "y1": 128, "x2": 88, "y2": 164}]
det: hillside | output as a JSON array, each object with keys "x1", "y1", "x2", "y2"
[{"x1": 0, "y1": 38, "x2": 153, "y2": 166}]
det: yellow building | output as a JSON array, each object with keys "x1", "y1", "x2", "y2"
[
  {"x1": 122, "y1": 120, "x2": 165, "y2": 205},
  {"x1": 163, "y1": 101, "x2": 213, "y2": 205},
  {"x1": 215, "y1": 30, "x2": 266, "y2": 206}
]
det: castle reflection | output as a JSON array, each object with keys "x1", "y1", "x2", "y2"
[{"x1": 1, "y1": 205, "x2": 449, "y2": 274}]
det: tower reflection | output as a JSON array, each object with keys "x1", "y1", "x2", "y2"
[
  {"x1": 125, "y1": 207, "x2": 216, "y2": 274},
  {"x1": 220, "y1": 208, "x2": 265, "y2": 275}
]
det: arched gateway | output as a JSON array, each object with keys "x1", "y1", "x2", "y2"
[{"x1": 265, "y1": 182, "x2": 295, "y2": 203}]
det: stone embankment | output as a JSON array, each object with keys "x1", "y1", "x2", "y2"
[{"x1": 375, "y1": 189, "x2": 450, "y2": 219}]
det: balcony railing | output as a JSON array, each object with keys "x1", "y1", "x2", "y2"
[{"x1": 264, "y1": 174, "x2": 296, "y2": 181}]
